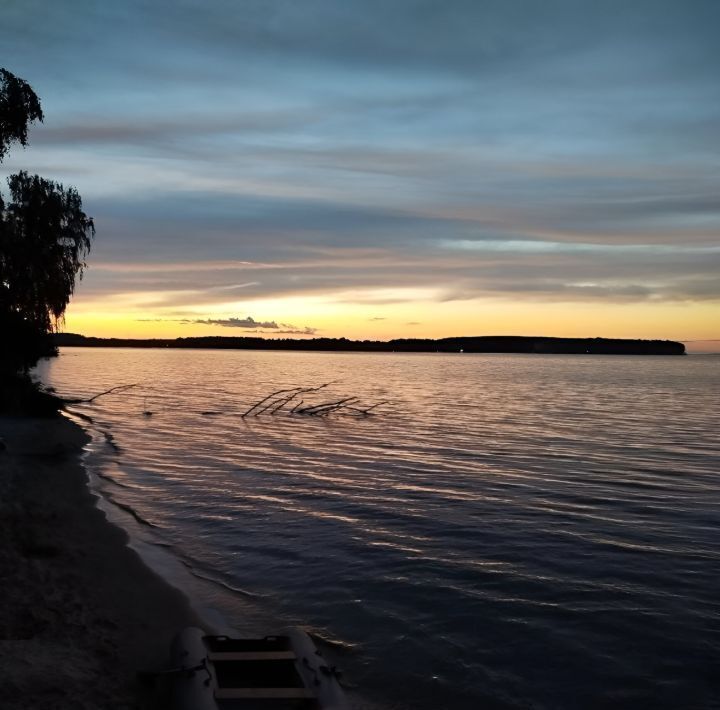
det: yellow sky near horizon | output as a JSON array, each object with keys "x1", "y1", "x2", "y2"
[{"x1": 62, "y1": 293, "x2": 719, "y2": 352}]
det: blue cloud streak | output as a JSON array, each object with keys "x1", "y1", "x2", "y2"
[{"x1": 1, "y1": 0, "x2": 718, "y2": 314}]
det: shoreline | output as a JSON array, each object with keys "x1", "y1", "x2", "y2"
[
  {"x1": 0, "y1": 414, "x2": 201, "y2": 709},
  {"x1": 54, "y1": 334, "x2": 688, "y2": 356}
]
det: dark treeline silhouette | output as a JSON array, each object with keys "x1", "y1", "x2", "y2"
[
  {"x1": 1, "y1": 68, "x2": 94, "y2": 414},
  {"x1": 54, "y1": 333, "x2": 686, "y2": 356}
]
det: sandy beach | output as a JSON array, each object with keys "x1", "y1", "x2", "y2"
[{"x1": 0, "y1": 414, "x2": 200, "y2": 709}]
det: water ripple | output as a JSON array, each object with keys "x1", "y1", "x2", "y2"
[{"x1": 39, "y1": 349, "x2": 720, "y2": 710}]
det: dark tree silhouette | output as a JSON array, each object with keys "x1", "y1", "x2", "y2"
[
  {"x1": 2, "y1": 172, "x2": 94, "y2": 336},
  {"x1": 0, "y1": 68, "x2": 44, "y2": 161},
  {"x1": 0, "y1": 68, "x2": 94, "y2": 403}
]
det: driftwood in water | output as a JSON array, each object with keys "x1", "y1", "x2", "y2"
[
  {"x1": 58, "y1": 381, "x2": 387, "y2": 419},
  {"x1": 242, "y1": 384, "x2": 387, "y2": 418},
  {"x1": 242, "y1": 383, "x2": 329, "y2": 417},
  {"x1": 60, "y1": 383, "x2": 138, "y2": 404}
]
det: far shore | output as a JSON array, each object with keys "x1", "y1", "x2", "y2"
[
  {"x1": 54, "y1": 333, "x2": 687, "y2": 356},
  {"x1": 0, "y1": 414, "x2": 200, "y2": 709}
]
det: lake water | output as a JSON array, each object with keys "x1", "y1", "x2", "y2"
[{"x1": 37, "y1": 348, "x2": 720, "y2": 709}]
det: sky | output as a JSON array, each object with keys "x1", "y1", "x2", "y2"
[{"x1": 1, "y1": 0, "x2": 718, "y2": 351}]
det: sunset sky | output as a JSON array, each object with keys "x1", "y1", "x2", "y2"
[{"x1": 1, "y1": 0, "x2": 718, "y2": 351}]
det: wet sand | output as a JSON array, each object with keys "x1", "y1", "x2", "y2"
[{"x1": 0, "y1": 415, "x2": 200, "y2": 709}]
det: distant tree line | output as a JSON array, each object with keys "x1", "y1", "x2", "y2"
[{"x1": 53, "y1": 333, "x2": 686, "y2": 356}]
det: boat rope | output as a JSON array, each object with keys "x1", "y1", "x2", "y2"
[{"x1": 138, "y1": 658, "x2": 211, "y2": 684}]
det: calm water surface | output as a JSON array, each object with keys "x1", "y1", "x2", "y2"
[{"x1": 37, "y1": 349, "x2": 720, "y2": 709}]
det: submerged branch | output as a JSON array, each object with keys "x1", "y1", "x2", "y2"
[
  {"x1": 296, "y1": 397, "x2": 359, "y2": 415},
  {"x1": 346, "y1": 401, "x2": 389, "y2": 415},
  {"x1": 243, "y1": 385, "x2": 386, "y2": 419},
  {"x1": 241, "y1": 386, "x2": 304, "y2": 417},
  {"x1": 61, "y1": 383, "x2": 139, "y2": 404},
  {"x1": 241, "y1": 382, "x2": 334, "y2": 418},
  {"x1": 56, "y1": 379, "x2": 386, "y2": 421}
]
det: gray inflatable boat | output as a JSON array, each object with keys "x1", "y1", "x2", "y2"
[{"x1": 169, "y1": 627, "x2": 349, "y2": 710}]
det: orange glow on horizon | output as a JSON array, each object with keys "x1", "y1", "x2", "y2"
[{"x1": 61, "y1": 293, "x2": 719, "y2": 352}]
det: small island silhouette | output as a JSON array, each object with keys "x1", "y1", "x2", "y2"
[{"x1": 53, "y1": 334, "x2": 685, "y2": 356}]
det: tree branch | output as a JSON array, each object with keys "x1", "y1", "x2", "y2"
[
  {"x1": 61, "y1": 383, "x2": 138, "y2": 404},
  {"x1": 243, "y1": 384, "x2": 386, "y2": 419}
]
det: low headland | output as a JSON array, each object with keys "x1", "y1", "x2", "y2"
[
  {"x1": 0, "y1": 415, "x2": 200, "y2": 709},
  {"x1": 55, "y1": 333, "x2": 686, "y2": 355}
]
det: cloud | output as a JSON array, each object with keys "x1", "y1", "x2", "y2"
[
  {"x1": 274, "y1": 327, "x2": 318, "y2": 336},
  {"x1": 175, "y1": 316, "x2": 318, "y2": 336},
  {"x1": 3, "y1": 0, "x2": 720, "y2": 327},
  {"x1": 76, "y1": 235, "x2": 720, "y2": 309},
  {"x1": 187, "y1": 316, "x2": 278, "y2": 329}
]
